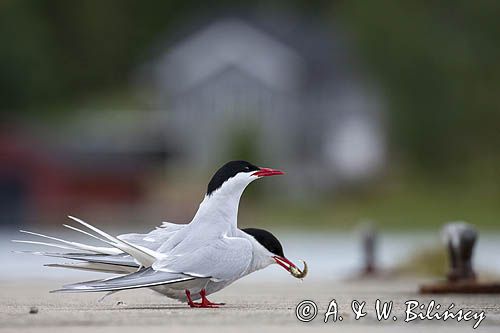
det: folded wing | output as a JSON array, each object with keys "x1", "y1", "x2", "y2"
[
  {"x1": 153, "y1": 236, "x2": 253, "y2": 281},
  {"x1": 118, "y1": 222, "x2": 186, "y2": 251},
  {"x1": 53, "y1": 267, "x2": 198, "y2": 293}
]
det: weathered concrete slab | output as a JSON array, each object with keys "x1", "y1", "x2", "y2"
[{"x1": 1, "y1": 278, "x2": 499, "y2": 332}]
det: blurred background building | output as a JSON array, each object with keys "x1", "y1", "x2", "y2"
[
  {"x1": 0, "y1": 0, "x2": 499, "y2": 239},
  {"x1": 139, "y1": 13, "x2": 385, "y2": 191}
]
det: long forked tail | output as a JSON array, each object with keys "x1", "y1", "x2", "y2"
[
  {"x1": 13, "y1": 216, "x2": 163, "y2": 269},
  {"x1": 65, "y1": 216, "x2": 161, "y2": 267},
  {"x1": 13, "y1": 229, "x2": 122, "y2": 255}
]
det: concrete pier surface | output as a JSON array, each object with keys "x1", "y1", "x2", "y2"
[{"x1": 1, "y1": 278, "x2": 499, "y2": 333}]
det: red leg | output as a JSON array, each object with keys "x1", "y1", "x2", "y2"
[
  {"x1": 185, "y1": 289, "x2": 223, "y2": 308},
  {"x1": 185, "y1": 289, "x2": 199, "y2": 308},
  {"x1": 199, "y1": 289, "x2": 225, "y2": 306}
]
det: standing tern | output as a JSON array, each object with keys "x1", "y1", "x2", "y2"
[{"x1": 14, "y1": 160, "x2": 307, "y2": 308}]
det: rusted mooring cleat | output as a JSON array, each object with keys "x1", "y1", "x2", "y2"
[
  {"x1": 348, "y1": 221, "x2": 395, "y2": 280},
  {"x1": 420, "y1": 221, "x2": 500, "y2": 294}
]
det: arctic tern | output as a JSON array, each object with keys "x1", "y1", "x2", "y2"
[{"x1": 14, "y1": 160, "x2": 307, "y2": 308}]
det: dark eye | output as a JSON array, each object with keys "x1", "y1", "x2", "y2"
[{"x1": 244, "y1": 166, "x2": 250, "y2": 171}]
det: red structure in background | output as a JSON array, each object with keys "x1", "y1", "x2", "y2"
[{"x1": 0, "y1": 127, "x2": 148, "y2": 226}]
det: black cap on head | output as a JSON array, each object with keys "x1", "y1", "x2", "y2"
[
  {"x1": 243, "y1": 228, "x2": 284, "y2": 257},
  {"x1": 207, "y1": 160, "x2": 260, "y2": 195}
]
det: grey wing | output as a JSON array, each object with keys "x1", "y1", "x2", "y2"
[
  {"x1": 118, "y1": 222, "x2": 186, "y2": 251},
  {"x1": 35, "y1": 252, "x2": 140, "y2": 268},
  {"x1": 153, "y1": 237, "x2": 253, "y2": 281},
  {"x1": 16, "y1": 250, "x2": 141, "y2": 274},
  {"x1": 52, "y1": 267, "x2": 197, "y2": 293},
  {"x1": 46, "y1": 262, "x2": 136, "y2": 274}
]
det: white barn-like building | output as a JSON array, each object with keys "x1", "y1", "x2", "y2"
[{"x1": 139, "y1": 13, "x2": 386, "y2": 191}]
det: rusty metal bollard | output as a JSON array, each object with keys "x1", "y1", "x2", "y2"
[
  {"x1": 360, "y1": 221, "x2": 377, "y2": 275},
  {"x1": 420, "y1": 221, "x2": 500, "y2": 293},
  {"x1": 442, "y1": 222, "x2": 477, "y2": 282}
]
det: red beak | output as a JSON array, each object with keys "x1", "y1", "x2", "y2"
[
  {"x1": 252, "y1": 167, "x2": 285, "y2": 177},
  {"x1": 273, "y1": 255, "x2": 297, "y2": 273}
]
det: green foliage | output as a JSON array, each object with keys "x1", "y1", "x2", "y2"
[
  {"x1": 396, "y1": 245, "x2": 447, "y2": 277},
  {"x1": 0, "y1": 0, "x2": 203, "y2": 112},
  {"x1": 225, "y1": 125, "x2": 260, "y2": 163},
  {"x1": 1, "y1": 0, "x2": 499, "y2": 173},
  {"x1": 0, "y1": 0, "x2": 321, "y2": 113},
  {"x1": 336, "y1": 1, "x2": 500, "y2": 169},
  {"x1": 240, "y1": 168, "x2": 500, "y2": 230}
]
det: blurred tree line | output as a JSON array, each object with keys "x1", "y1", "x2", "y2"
[
  {"x1": 1, "y1": 0, "x2": 499, "y2": 172},
  {"x1": 336, "y1": 1, "x2": 500, "y2": 171}
]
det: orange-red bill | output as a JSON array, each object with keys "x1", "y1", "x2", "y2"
[
  {"x1": 252, "y1": 167, "x2": 284, "y2": 177},
  {"x1": 273, "y1": 255, "x2": 297, "y2": 272}
]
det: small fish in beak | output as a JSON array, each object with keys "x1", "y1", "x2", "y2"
[
  {"x1": 290, "y1": 260, "x2": 308, "y2": 279},
  {"x1": 273, "y1": 256, "x2": 308, "y2": 279}
]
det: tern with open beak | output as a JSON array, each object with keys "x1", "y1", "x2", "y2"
[{"x1": 14, "y1": 160, "x2": 307, "y2": 308}]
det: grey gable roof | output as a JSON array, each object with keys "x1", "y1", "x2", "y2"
[
  {"x1": 143, "y1": 9, "x2": 357, "y2": 96},
  {"x1": 155, "y1": 18, "x2": 305, "y2": 95}
]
